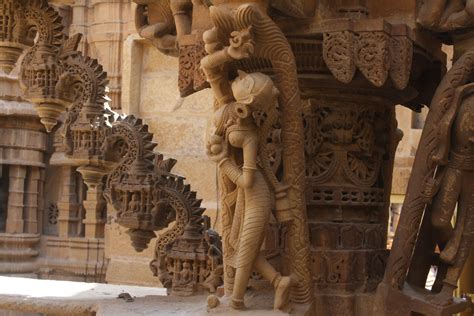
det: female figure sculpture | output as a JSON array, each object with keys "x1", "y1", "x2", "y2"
[{"x1": 206, "y1": 70, "x2": 292, "y2": 310}]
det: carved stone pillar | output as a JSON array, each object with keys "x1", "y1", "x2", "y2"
[
  {"x1": 302, "y1": 89, "x2": 397, "y2": 315},
  {"x1": 24, "y1": 167, "x2": 40, "y2": 234},
  {"x1": 37, "y1": 168, "x2": 46, "y2": 234},
  {"x1": 82, "y1": 183, "x2": 106, "y2": 239},
  {"x1": 6, "y1": 165, "x2": 27, "y2": 234},
  {"x1": 57, "y1": 166, "x2": 80, "y2": 237}
]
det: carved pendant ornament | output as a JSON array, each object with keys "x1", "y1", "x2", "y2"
[
  {"x1": 0, "y1": 0, "x2": 31, "y2": 73},
  {"x1": 323, "y1": 20, "x2": 413, "y2": 90}
]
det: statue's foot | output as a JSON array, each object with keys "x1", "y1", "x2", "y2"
[
  {"x1": 231, "y1": 298, "x2": 246, "y2": 310},
  {"x1": 425, "y1": 285, "x2": 455, "y2": 306},
  {"x1": 439, "y1": 247, "x2": 456, "y2": 264},
  {"x1": 440, "y1": 235, "x2": 461, "y2": 264},
  {"x1": 274, "y1": 276, "x2": 291, "y2": 310}
]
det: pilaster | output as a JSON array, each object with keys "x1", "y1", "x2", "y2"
[
  {"x1": 83, "y1": 184, "x2": 106, "y2": 239},
  {"x1": 57, "y1": 166, "x2": 80, "y2": 237},
  {"x1": 6, "y1": 165, "x2": 26, "y2": 234},
  {"x1": 23, "y1": 167, "x2": 40, "y2": 234}
]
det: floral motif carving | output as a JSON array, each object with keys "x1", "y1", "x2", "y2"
[
  {"x1": 303, "y1": 100, "x2": 387, "y2": 196},
  {"x1": 323, "y1": 31, "x2": 356, "y2": 84},
  {"x1": 354, "y1": 31, "x2": 391, "y2": 87},
  {"x1": 389, "y1": 35, "x2": 413, "y2": 90},
  {"x1": 322, "y1": 26, "x2": 413, "y2": 90}
]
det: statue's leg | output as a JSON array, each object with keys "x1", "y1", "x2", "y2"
[
  {"x1": 438, "y1": 179, "x2": 474, "y2": 301},
  {"x1": 430, "y1": 167, "x2": 462, "y2": 248},
  {"x1": 254, "y1": 254, "x2": 291, "y2": 310},
  {"x1": 231, "y1": 201, "x2": 270, "y2": 309}
]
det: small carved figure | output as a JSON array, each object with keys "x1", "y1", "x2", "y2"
[
  {"x1": 199, "y1": 260, "x2": 209, "y2": 283},
  {"x1": 129, "y1": 193, "x2": 141, "y2": 213},
  {"x1": 179, "y1": 261, "x2": 193, "y2": 285},
  {"x1": 205, "y1": 229, "x2": 222, "y2": 259},
  {"x1": 202, "y1": 264, "x2": 224, "y2": 293}
]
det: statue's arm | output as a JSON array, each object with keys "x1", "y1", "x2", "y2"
[
  {"x1": 200, "y1": 46, "x2": 235, "y2": 106},
  {"x1": 217, "y1": 134, "x2": 258, "y2": 189}
]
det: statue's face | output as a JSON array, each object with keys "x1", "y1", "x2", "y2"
[{"x1": 232, "y1": 74, "x2": 255, "y2": 104}]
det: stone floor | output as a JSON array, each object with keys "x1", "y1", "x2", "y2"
[{"x1": 0, "y1": 277, "x2": 285, "y2": 315}]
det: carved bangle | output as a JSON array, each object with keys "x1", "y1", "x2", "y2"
[
  {"x1": 217, "y1": 158, "x2": 231, "y2": 168},
  {"x1": 173, "y1": 11, "x2": 187, "y2": 16},
  {"x1": 242, "y1": 166, "x2": 257, "y2": 171}
]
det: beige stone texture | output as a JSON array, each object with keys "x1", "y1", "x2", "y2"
[{"x1": 0, "y1": 276, "x2": 286, "y2": 316}]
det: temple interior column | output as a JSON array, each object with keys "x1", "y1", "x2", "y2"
[
  {"x1": 37, "y1": 169, "x2": 45, "y2": 235},
  {"x1": 83, "y1": 183, "x2": 106, "y2": 239},
  {"x1": 0, "y1": 165, "x2": 8, "y2": 232},
  {"x1": 5, "y1": 165, "x2": 27, "y2": 234},
  {"x1": 24, "y1": 167, "x2": 40, "y2": 234},
  {"x1": 57, "y1": 166, "x2": 80, "y2": 237}
]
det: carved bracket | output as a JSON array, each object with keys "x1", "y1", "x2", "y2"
[{"x1": 323, "y1": 20, "x2": 413, "y2": 89}]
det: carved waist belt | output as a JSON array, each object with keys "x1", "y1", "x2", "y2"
[{"x1": 449, "y1": 151, "x2": 474, "y2": 170}]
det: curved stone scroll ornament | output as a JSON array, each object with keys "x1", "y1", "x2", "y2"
[
  {"x1": 19, "y1": 0, "x2": 68, "y2": 132},
  {"x1": 201, "y1": 3, "x2": 313, "y2": 309},
  {"x1": 56, "y1": 33, "x2": 109, "y2": 157},
  {"x1": 102, "y1": 115, "x2": 223, "y2": 295},
  {"x1": 374, "y1": 50, "x2": 474, "y2": 316},
  {"x1": 0, "y1": 0, "x2": 30, "y2": 74}
]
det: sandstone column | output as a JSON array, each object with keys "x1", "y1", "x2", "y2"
[
  {"x1": 6, "y1": 165, "x2": 26, "y2": 233},
  {"x1": 57, "y1": 166, "x2": 80, "y2": 237},
  {"x1": 83, "y1": 183, "x2": 106, "y2": 239},
  {"x1": 23, "y1": 167, "x2": 40, "y2": 234}
]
